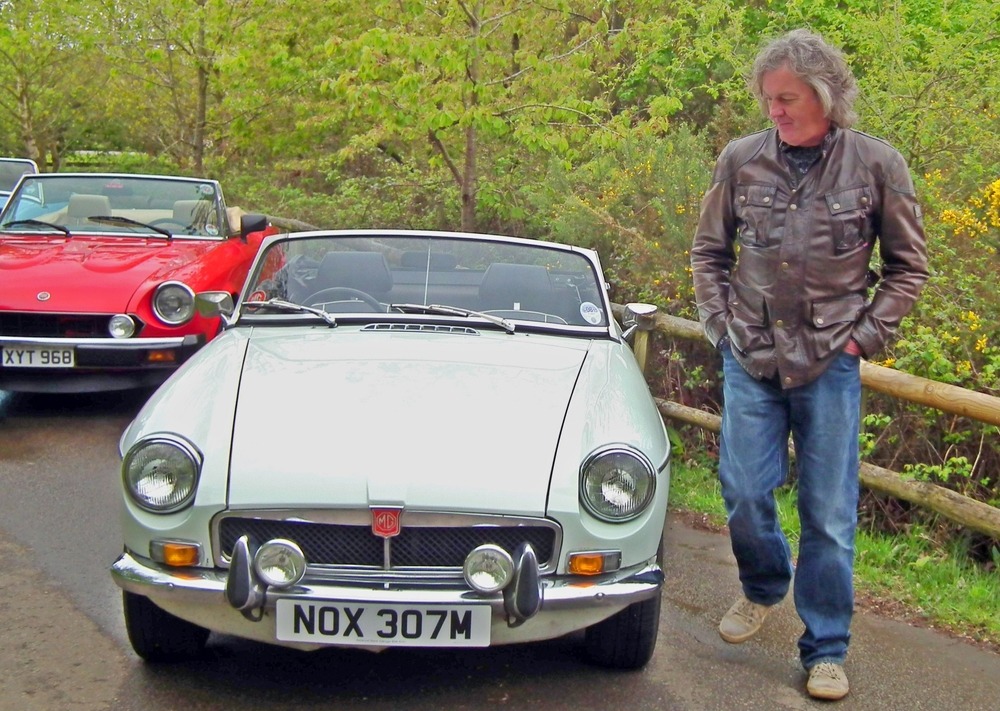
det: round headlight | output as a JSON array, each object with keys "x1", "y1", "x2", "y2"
[
  {"x1": 580, "y1": 446, "x2": 657, "y2": 522},
  {"x1": 122, "y1": 436, "x2": 201, "y2": 512},
  {"x1": 463, "y1": 544, "x2": 514, "y2": 593},
  {"x1": 108, "y1": 314, "x2": 136, "y2": 338},
  {"x1": 254, "y1": 539, "x2": 307, "y2": 588},
  {"x1": 153, "y1": 281, "x2": 196, "y2": 325}
]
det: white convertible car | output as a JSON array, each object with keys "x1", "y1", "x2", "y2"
[{"x1": 111, "y1": 229, "x2": 670, "y2": 669}]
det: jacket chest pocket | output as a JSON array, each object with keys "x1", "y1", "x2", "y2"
[
  {"x1": 735, "y1": 184, "x2": 777, "y2": 247},
  {"x1": 825, "y1": 186, "x2": 874, "y2": 253}
]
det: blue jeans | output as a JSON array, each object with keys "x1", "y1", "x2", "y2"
[{"x1": 719, "y1": 347, "x2": 861, "y2": 669}]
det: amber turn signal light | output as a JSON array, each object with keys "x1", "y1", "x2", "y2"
[
  {"x1": 146, "y1": 349, "x2": 178, "y2": 364},
  {"x1": 567, "y1": 551, "x2": 622, "y2": 575},
  {"x1": 150, "y1": 540, "x2": 201, "y2": 567}
]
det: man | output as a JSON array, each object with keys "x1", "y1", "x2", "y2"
[{"x1": 690, "y1": 29, "x2": 928, "y2": 700}]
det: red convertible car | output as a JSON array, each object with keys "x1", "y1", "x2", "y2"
[{"x1": 0, "y1": 173, "x2": 276, "y2": 393}]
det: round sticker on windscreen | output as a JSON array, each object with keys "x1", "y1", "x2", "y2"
[
  {"x1": 205, "y1": 224, "x2": 219, "y2": 236},
  {"x1": 580, "y1": 302, "x2": 603, "y2": 325},
  {"x1": 198, "y1": 184, "x2": 215, "y2": 196}
]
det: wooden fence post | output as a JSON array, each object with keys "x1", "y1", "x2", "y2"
[{"x1": 609, "y1": 303, "x2": 1000, "y2": 540}]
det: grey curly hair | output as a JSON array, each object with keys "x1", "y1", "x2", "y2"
[{"x1": 749, "y1": 29, "x2": 858, "y2": 128}]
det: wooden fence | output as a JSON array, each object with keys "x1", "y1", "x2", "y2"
[{"x1": 615, "y1": 305, "x2": 1000, "y2": 539}]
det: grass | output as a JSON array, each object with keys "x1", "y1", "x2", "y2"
[{"x1": 668, "y1": 459, "x2": 1000, "y2": 650}]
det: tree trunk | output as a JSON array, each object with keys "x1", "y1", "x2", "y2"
[
  {"x1": 460, "y1": 4, "x2": 483, "y2": 233},
  {"x1": 193, "y1": 6, "x2": 209, "y2": 175},
  {"x1": 461, "y1": 123, "x2": 477, "y2": 232}
]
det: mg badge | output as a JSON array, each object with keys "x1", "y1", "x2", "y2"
[
  {"x1": 37, "y1": 291, "x2": 51, "y2": 302},
  {"x1": 371, "y1": 507, "x2": 403, "y2": 538}
]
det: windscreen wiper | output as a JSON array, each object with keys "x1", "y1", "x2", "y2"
[
  {"x1": 87, "y1": 215, "x2": 173, "y2": 238},
  {"x1": 391, "y1": 303, "x2": 516, "y2": 334},
  {"x1": 241, "y1": 298, "x2": 338, "y2": 327},
  {"x1": 1, "y1": 219, "x2": 71, "y2": 235}
]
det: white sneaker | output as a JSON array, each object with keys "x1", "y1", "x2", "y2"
[{"x1": 718, "y1": 596, "x2": 774, "y2": 643}]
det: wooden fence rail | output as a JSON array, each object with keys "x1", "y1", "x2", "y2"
[{"x1": 614, "y1": 305, "x2": 1000, "y2": 539}]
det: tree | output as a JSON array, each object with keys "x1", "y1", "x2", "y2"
[
  {"x1": 0, "y1": 1, "x2": 102, "y2": 168},
  {"x1": 98, "y1": 0, "x2": 278, "y2": 173},
  {"x1": 314, "y1": 1, "x2": 624, "y2": 232}
]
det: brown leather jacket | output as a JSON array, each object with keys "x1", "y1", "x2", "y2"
[{"x1": 691, "y1": 127, "x2": 928, "y2": 388}]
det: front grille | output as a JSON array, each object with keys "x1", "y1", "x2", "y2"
[
  {"x1": 0, "y1": 312, "x2": 113, "y2": 338},
  {"x1": 216, "y1": 513, "x2": 559, "y2": 576}
]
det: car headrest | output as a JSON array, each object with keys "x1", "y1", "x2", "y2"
[
  {"x1": 172, "y1": 200, "x2": 205, "y2": 226},
  {"x1": 316, "y1": 251, "x2": 393, "y2": 295},
  {"x1": 67, "y1": 193, "x2": 112, "y2": 219},
  {"x1": 478, "y1": 263, "x2": 555, "y2": 311}
]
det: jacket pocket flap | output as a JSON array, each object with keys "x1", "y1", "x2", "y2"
[
  {"x1": 810, "y1": 294, "x2": 865, "y2": 328},
  {"x1": 825, "y1": 186, "x2": 872, "y2": 215},
  {"x1": 742, "y1": 184, "x2": 777, "y2": 208}
]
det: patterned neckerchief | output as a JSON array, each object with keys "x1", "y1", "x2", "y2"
[{"x1": 779, "y1": 129, "x2": 834, "y2": 185}]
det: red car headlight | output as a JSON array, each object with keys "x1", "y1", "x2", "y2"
[{"x1": 153, "y1": 281, "x2": 196, "y2": 325}]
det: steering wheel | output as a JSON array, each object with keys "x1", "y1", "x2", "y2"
[
  {"x1": 304, "y1": 287, "x2": 384, "y2": 312},
  {"x1": 148, "y1": 218, "x2": 190, "y2": 229}
]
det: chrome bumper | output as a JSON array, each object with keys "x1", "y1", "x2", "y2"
[
  {"x1": 0, "y1": 335, "x2": 194, "y2": 348},
  {"x1": 111, "y1": 551, "x2": 664, "y2": 650},
  {"x1": 0, "y1": 335, "x2": 203, "y2": 392}
]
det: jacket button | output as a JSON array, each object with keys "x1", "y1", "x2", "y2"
[
  {"x1": 816, "y1": 317, "x2": 825, "y2": 325},
  {"x1": 789, "y1": 204, "x2": 798, "y2": 211},
  {"x1": 781, "y1": 261, "x2": 790, "y2": 269},
  {"x1": 861, "y1": 196, "x2": 869, "y2": 205},
  {"x1": 775, "y1": 319, "x2": 784, "y2": 327},
  {"x1": 833, "y1": 202, "x2": 841, "y2": 209},
  {"x1": 739, "y1": 195, "x2": 747, "y2": 203},
  {"x1": 784, "y1": 377, "x2": 792, "y2": 385},
  {"x1": 763, "y1": 196, "x2": 771, "y2": 204}
]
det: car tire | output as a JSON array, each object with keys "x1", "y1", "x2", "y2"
[
  {"x1": 122, "y1": 591, "x2": 210, "y2": 662},
  {"x1": 583, "y1": 592, "x2": 661, "y2": 669},
  {"x1": 584, "y1": 533, "x2": 665, "y2": 670}
]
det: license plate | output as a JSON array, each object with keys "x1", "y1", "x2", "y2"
[
  {"x1": 1, "y1": 345, "x2": 75, "y2": 368},
  {"x1": 275, "y1": 600, "x2": 491, "y2": 647}
]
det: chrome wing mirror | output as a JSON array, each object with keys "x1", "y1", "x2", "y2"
[
  {"x1": 621, "y1": 302, "x2": 658, "y2": 341},
  {"x1": 196, "y1": 291, "x2": 236, "y2": 327}
]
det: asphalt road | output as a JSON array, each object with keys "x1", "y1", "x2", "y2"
[{"x1": 1, "y1": 389, "x2": 999, "y2": 711}]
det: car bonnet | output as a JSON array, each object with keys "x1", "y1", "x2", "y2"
[
  {"x1": 0, "y1": 236, "x2": 222, "y2": 312},
  {"x1": 227, "y1": 328, "x2": 591, "y2": 515}
]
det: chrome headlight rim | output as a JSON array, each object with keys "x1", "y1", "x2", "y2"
[
  {"x1": 463, "y1": 544, "x2": 515, "y2": 593},
  {"x1": 122, "y1": 434, "x2": 202, "y2": 513},
  {"x1": 108, "y1": 313, "x2": 136, "y2": 338},
  {"x1": 254, "y1": 539, "x2": 307, "y2": 588},
  {"x1": 152, "y1": 280, "x2": 196, "y2": 325},
  {"x1": 579, "y1": 444, "x2": 657, "y2": 523}
]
